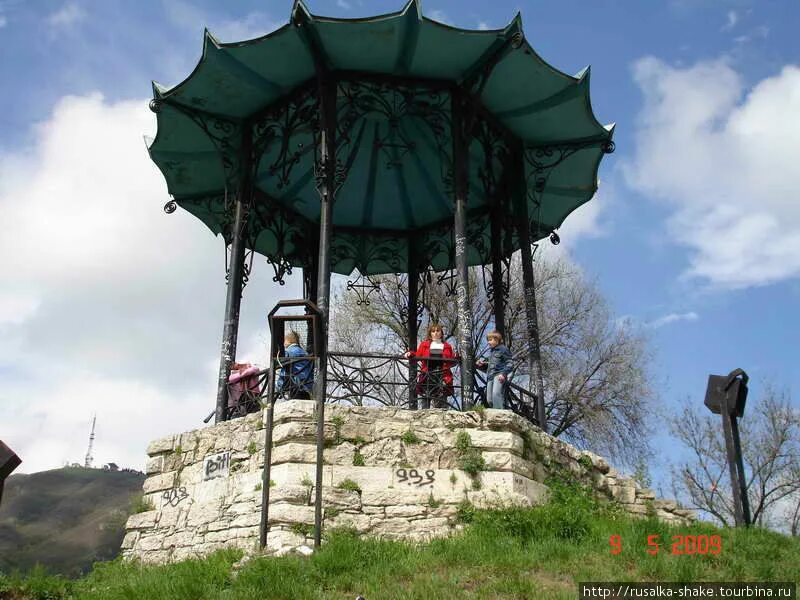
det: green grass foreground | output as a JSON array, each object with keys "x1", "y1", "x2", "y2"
[{"x1": 2, "y1": 482, "x2": 798, "y2": 599}]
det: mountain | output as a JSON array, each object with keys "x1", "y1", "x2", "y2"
[{"x1": 0, "y1": 466, "x2": 145, "y2": 577}]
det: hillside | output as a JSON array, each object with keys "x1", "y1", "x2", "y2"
[{"x1": 0, "y1": 467, "x2": 145, "y2": 577}]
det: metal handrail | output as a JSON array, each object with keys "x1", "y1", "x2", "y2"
[{"x1": 211, "y1": 352, "x2": 540, "y2": 427}]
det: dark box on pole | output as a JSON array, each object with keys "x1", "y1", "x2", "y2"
[{"x1": 704, "y1": 375, "x2": 748, "y2": 418}]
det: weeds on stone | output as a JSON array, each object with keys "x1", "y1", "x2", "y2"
[
  {"x1": 254, "y1": 482, "x2": 262, "y2": 492},
  {"x1": 331, "y1": 415, "x2": 345, "y2": 444},
  {"x1": 246, "y1": 441, "x2": 258, "y2": 455},
  {"x1": 352, "y1": 451, "x2": 365, "y2": 466},
  {"x1": 325, "y1": 507, "x2": 341, "y2": 519},
  {"x1": 455, "y1": 431, "x2": 486, "y2": 478},
  {"x1": 449, "y1": 473, "x2": 458, "y2": 485},
  {"x1": 427, "y1": 494, "x2": 441, "y2": 509},
  {"x1": 337, "y1": 478, "x2": 362, "y2": 493},
  {"x1": 577, "y1": 455, "x2": 593, "y2": 470},
  {"x1": 130, "y1": 495, "x2": 155, "y2": 514},
  {"x1": 400, "y1": 429, "x2": 420, "y2": 444},
  {"x1": 301, "y1": 474, "x2": 314, "y2": 488},
  {"x1": 456, "y1": 499, "x2": 476, "y2": 523},
  {"x1": 290, "y1": 523, "x2": 315, "y2": 537}
]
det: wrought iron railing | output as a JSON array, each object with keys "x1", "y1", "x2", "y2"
[{"x1": 216, "y1": 352, "x2": 541, "y2": 427}]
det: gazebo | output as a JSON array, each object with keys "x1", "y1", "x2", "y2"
[{"x1": 146, "y1": 0, "x2": 614, "y2": 429}]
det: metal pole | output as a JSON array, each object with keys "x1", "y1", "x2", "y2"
[
  {"x1": 451, "y1": 90, "x2": 475, "y2": 411},
  {"x1": 214, "y1": 129, "x2": 252, "y2": 424},
  {"x1": 407, "y1": 255, "x2": 419, "y2": 410},
  {"x1": 312, "y1": 77, "x2": 336, "y2": 548},
  {"x1": 730, "y1": 416, "x2": 752, "y2": 525},
  {"x1": 512, "y1": 146, "x2": 547, "y2": 432},
  {"x1": 259, "y1": 367, "x2": 278, "y2": 549},
  {"x1": 490, "y1": 205, "x2": 506, "y2": 338},
  {"x1": 721, "y1": 393, "x2": 750, "y2": 526}
]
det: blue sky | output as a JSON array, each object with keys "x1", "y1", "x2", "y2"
[{"x1": 0, "y1": 0, "x2": 797, "y2": 498}]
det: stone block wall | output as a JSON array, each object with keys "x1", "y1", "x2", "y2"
[{"x1": 123, "y1": 401, "x2": 694, "y2": 563}]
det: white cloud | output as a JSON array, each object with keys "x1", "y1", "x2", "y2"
[
  {"x1": 623, "y1": 58, "x2": 800, "y2": 290},
  {"x1": 553, "y1": 193, "x2": 606, "y2": 247},
  {"x1": 336, "y1": 0, "x2": 352, "y2": 10},
  {"x1": 164, "y1": 0, "x2": 283, "y2": 42},
  {"x1": 648, "y1": 311, "x2": 699, "y2": 329},
  {"x1": 0, "y1": 94, "x2": 292, "y2": 473},
  {"x1": 722, "y1": 10, "x2": 738, "y2": 31},
  {"x1": 477, "y1": 21, "x2": 491, "y2": 31},
  {"x1": 0, "y1": 14, "x2": 7, "y2": 28},
  {"x1": 734, "y1": 24, "x2": 769, "y2": 44},
  {"x1": 47, "y1": 2, "x2": 86, "y2": 28}
]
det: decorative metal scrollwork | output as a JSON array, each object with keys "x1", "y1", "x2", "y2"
[
  {"x1": 436, "y1": 269, "x2": 458, "y2": 298},
  {"x1": 149, "y1": 99, "x2": 162, "y2": 113},
  {"x1": 346, "y1": 272, "x2": 380, "y2": 306},
  {"x1": 267, "y1": 254, "x2": 292, "y2": 285},
  {"x1": 511, "y1": 32, "x2": 524, "y2": 49},
  {"x1": 602, "y1": 140, "x2": 616, "y2": 154},
  {"x1": 163, "y1": 200, "x2": 177, "y2": 214},
  {"x1": 252, "y1": 85, "x2": 319, "y2": 192},
  {"x1": 337, "y1": 79, "x2": 452, "y2": 189}
]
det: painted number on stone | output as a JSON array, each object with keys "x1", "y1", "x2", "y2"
[
  {"x1": 396, "y1": 468, "x2": 435, "y2": 487},
  {"x1": 162, "y1": 486, "x2": 189, "y2": 507},
  {"x1": 203, "y1": 451, "x2": 230, "y2": 480}
]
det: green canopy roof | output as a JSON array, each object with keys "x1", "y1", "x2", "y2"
[{"x1": 147, "y1": 0, "x2": 614, "y2": 275}]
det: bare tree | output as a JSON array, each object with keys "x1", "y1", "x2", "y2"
[
  {"x1": 669, "y1": 387, "x2": 800, "y2": 530},
  {"x1": 329, "y1": 251, "x2": 655, "y2": 468}
]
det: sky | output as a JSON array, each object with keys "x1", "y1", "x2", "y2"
[{"x1": 0, "y1": 0, "x2": 797, "y2": 498}]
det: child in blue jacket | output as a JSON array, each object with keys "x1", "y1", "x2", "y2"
[{"x1": 478, "y1": 330, "x2": 513, "y2": 409}]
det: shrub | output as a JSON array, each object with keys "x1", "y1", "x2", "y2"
[
  {"x1": 130, "y1": 495, "x2": 155, "y2": 514},
  {"x1": 400, "y1": 429, "x2": 420, "y2": 444},
  {"x1": 454, "y1": 431, "x2": 486, "y2": 478},
  {"x1": 337, "y1": 478, "x2": 362, "y2": 493},
  {"x1": 456, "y1": 500, "x2": 476, "y2": 523},
  {"x1": 290, "y1": 523, "x2": 315, "y2": 537}
]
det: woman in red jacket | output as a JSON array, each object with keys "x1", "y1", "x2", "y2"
[{"x1": 404, "y1": 323, "x2": 455, "y2": 409}]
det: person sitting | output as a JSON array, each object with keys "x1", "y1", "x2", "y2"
[
  {"x1": 404, "y1": 323, "x2": 455, "y2": 409},
  {"x1": 276, "y1": 331, "x2": 313, "y2": 400},
  {"x1": 476, "y1": 330, "x2": 513, "y2": 409},
  {"x1": 227, "y1": 362, "x2": 263, "y2": 418}
]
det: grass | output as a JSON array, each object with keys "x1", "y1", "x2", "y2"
[
  {"x1": 400, "y1": 429, "x2": 420, "y2": 444},
  {"x1": 2, "y1": 481, "x2": 798, "y2": 599},
  {"x1": 352, "y1": 451, "x2": 365, "y2": 467},
  {"x1": 129, "y1": 496, "x2": 154, "y2": 514},
  {"x1": 454, "y1": 431, "x2": 486, "y2": 480},
  {"x1": 336, "y1": 479, "x2": 362, "y2": 494}
]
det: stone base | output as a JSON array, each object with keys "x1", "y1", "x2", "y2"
[{"x1": 124, "y1": 401, "x2": 693, "y2": 563}]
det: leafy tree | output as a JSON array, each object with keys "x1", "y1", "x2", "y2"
[
  {"x1": 669, "y1": 386, "x2": 800, "y2": 530},
  {"x1": 329, "y1": 250, "x2": 654, "y2": 468}
]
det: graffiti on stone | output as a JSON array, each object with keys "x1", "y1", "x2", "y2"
[
  {"x1": 162, "y1": 486, "x2": 189, "y2": 507},
  {"x1": 203, "y1": 451, "x2": 230, "y2": 481},
  {"x1": 396, "y1": 468, "x2": 435, "y2": 487}
]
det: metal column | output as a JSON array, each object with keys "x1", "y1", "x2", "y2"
[
  {"x1": 512, "y1": 147, "x2": 547, "y2": 432},
  {"x1": 407, "y1": 252, "x2": 419, "y2": 409},
  {"x1": 214, "y1": 129, "x2": 253, "y2": 424},
  {"x1": 312, "y1": 77, "x2": 337, "y2": 548},
  {"x1": 451, "y1": 91, "x2": 475, "y2": 410},
  {"x1": 489, "y1": 204, "x2": 506, "y2": 339}
]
